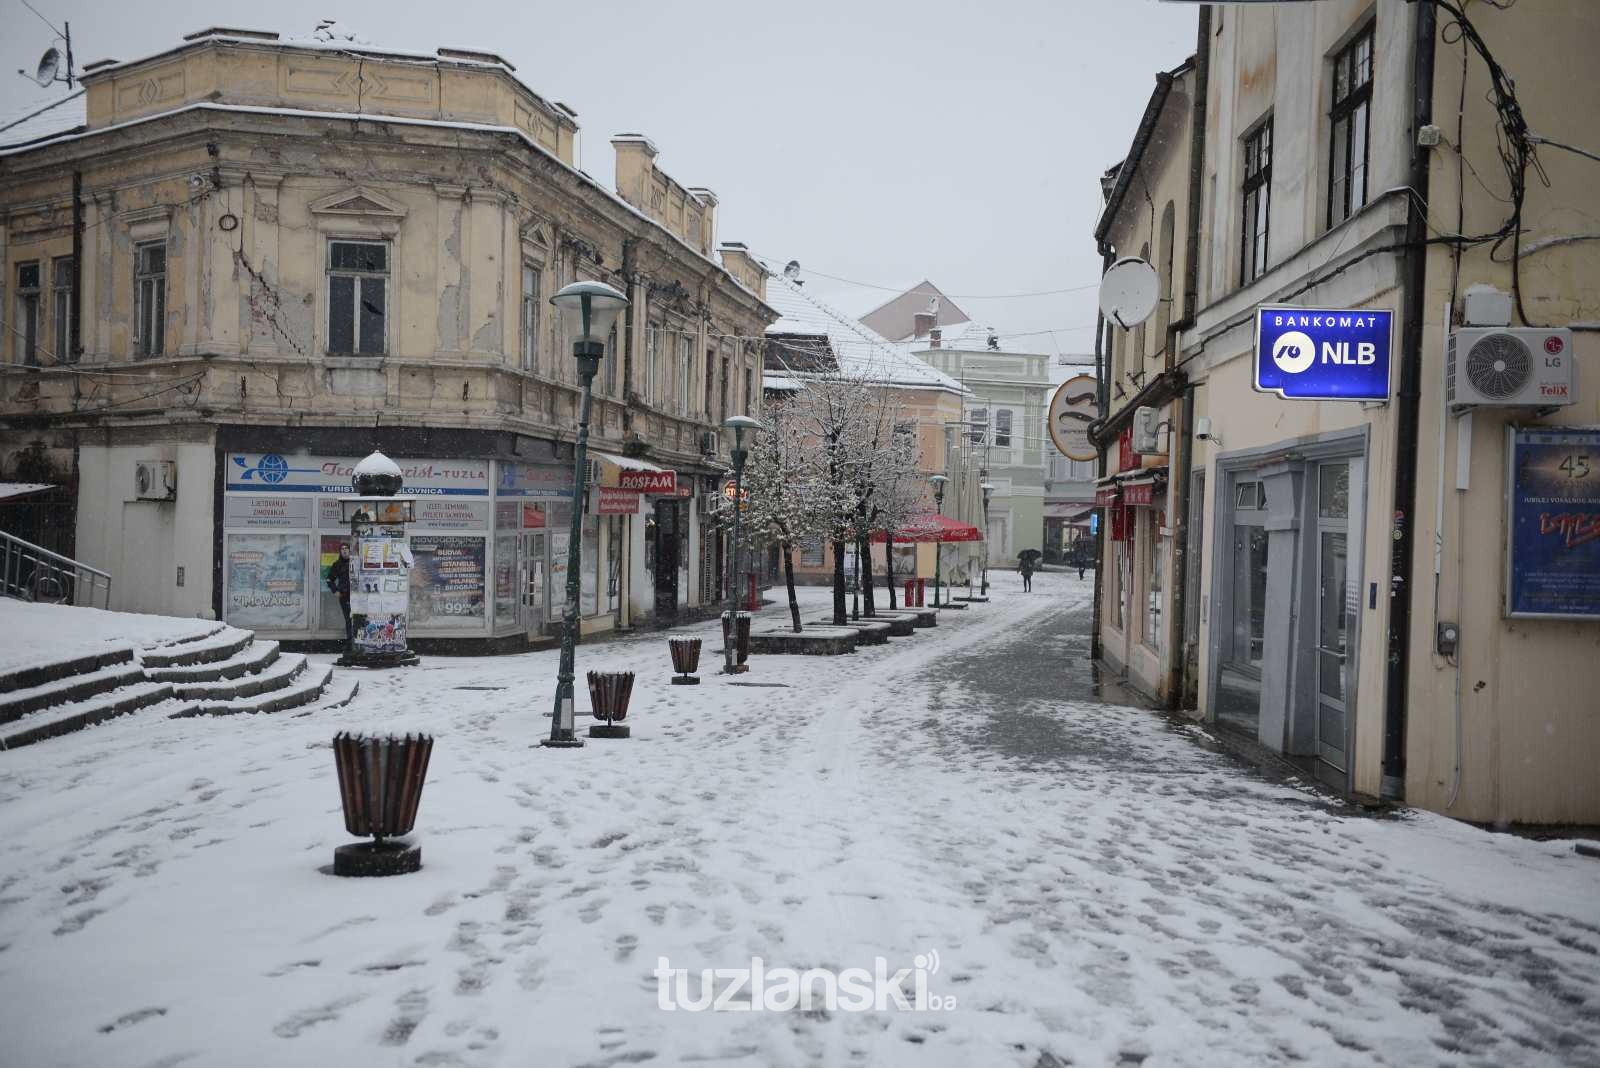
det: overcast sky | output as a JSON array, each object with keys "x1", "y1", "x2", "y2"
[{"x1": 2, "y1": 0, "x2": 1198, "y2": 360}]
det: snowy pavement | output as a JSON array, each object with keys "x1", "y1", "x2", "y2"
[{"x1": 1, "y1": 572, "x2": 1597, "y2": 1067}]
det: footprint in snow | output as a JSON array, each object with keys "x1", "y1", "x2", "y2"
[{"x1": 98, "y1": 1006, "x2": 166, "y2": 1033}]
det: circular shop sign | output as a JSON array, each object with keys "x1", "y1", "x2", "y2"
[{"x1": 1048, "y1": 374, "x2": 1099, "y2": 462}]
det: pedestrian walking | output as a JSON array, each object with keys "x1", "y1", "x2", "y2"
[
  {"x1": 328, "y1": 542, "x2": 353, "y2": 649},
  {"x1": 1019, "y1": 557, "x2": 1035, "y2": 593}
]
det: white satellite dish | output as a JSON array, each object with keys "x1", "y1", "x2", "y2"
[
  {"x1": 1098, "y1": 257, "x2": 1160, "y2": 329},
  {"x1": 33, "y1": 47, "x2": 61, "y2": 88}
]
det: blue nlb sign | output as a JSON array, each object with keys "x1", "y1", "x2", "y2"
[{"x1": 1254, "y1": 306, "x2": 1393, "y2": 401}]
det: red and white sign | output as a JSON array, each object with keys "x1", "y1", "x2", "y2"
[
  {"x1": 722, "y1": 480, "x2": 750, "y2": 511},
  {"x1": 595, "y1": 487, "x2": 642, "y2": 515},
  {"x1": 618, "y1": 469, "x2": 677, "y2": 495}
]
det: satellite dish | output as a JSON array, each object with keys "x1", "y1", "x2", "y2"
[
  {"x1": 1098, "y1": 257, "x2": 1159, "y2": 329},
  {"x1": 33, "y1": 47, "x2": 61, "y2": 88},
  {"x1": 782, "y1": 260, "x2": 801, "y2": 280}
]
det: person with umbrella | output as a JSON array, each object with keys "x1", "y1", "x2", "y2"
[{"x1": 1017, "y1": 548, "x2": 1041, "y2": 592}]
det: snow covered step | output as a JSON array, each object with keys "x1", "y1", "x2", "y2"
[
  {"x1": 140, "y1": 627, "x2": 255, "y2": 670},
  {"x1": 171, "y1": 653, "x2": 306, "y2": 701},
  {"x1": 0, "y1": 681, "x2": 176, "y2": 750},
  {"x1": 142, "y1": 623, "x2": 228, "y2": 650},
  {"x1": 0, "y1": 659, "x2": 147, "y2": 725},
  {"x1": 146, "y1": 639, "x2": 281, "y2": 685},
  {"x1": 174, "y1": 664, "x2": 335, "y2": 718},
  {"x1": 288, "y1": 676, "x2": 361, "y2": 717},
  {"x1": 0, "y1": 646, "x2": 134, "y2": 696}
]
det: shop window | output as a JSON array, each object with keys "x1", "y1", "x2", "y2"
[
  {"x1": 327, "y1": 240, "x2": 388, "y2": 355},
  {"x1": 1329, "y1": 23, "x2": 1374, "y2": 228},
  {"x1": 52, "y1": 256, "x2": 74, "y2": 361},
  {"x1": 581, "y1": 515, "x2": 600, "y2": 617},
  {"x1": 408, "y1": 535, "x2": 486, "y2": 630},
  {"x1": 15, "y1": 261, "x2": 39, "y2": 366},
  {"x1": 995, "y1": 409, "x2": 1013, "y2": 448},
  {"x1": 226, "y1": 533, "x2": 309, "y2": 630},
  {"x1": 520, "y1": 263, "x2": 541, "y2": 372},
  {"x1": 1241, "y1": 118, "x2": 1272, "y2": 285},
  {"x1": 1144, "y1": 511, "x2": 1164, "y2": 650}
]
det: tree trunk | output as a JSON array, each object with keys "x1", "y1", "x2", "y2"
[
  {"x1": 782, "y1": 541, "x2": 802, "y2": 633},
  {"x1": 859, "y1": 530, "x2": 876, "y2": 616},
  {"x1": 831, "y1": 537, "x2": 847, "y2": 626},
  {"x1": 885, "y1": 529, "x2": 897, "y2": 609}
]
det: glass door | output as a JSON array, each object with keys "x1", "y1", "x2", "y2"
[
  {"x1": 522, "y1": 531, "x2": 546, "y2": 635},
  {"x1": 1315, "y1": 461, "x2": 1353, "y2": 774}
]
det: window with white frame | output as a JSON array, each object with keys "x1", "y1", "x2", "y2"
[
  {"x1": 1329, "y1": 23, "x2": 1374, "y2": 228},
  {"x1": 327, "y1": 240, "x2": 388, "y2": 355},
  {"x1": 969, "y1": 406, "x2": 989, "y2": 445},
  {"x1": 52, "y1": 256, "x2": 73, "y2": 361},
  {"x1": 134, "y1": 243, "x2": 165, "y2": 358},
  {"x1": 520, "y1": 263, "x2": 541, "y2": 372},
  {"x1": 995, "y1": 408, "x2": 1013, "y2": 448},
  {"x1": 645, "y1": 324, "x2": 660, "y2": 404},
  {"x1": 15, "y1": 261, "x2": 39, "y2": 366},
  {"x1": 604, "y1": 324, "x2": 618, "y2": 396}
]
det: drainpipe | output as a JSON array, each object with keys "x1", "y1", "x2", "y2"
[
  {"x1": 1089, "y1": 250, "x2": 1113, "y2": 662},
  {"x1": 1382, "y1": 0, "x2": 1438, "y2": 801},
  {"x1": 1165, "y1": 3, "x2": 1210, "y2": 710},
  {"x1": 71, "y1": 170, "x2": 83, "y2": 360}
]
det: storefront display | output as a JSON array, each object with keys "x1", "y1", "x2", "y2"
[
  {"x1": 409, "y1": 535, "x2": 487, "y2": 629},
  {"x1": 494, "y1": 533, "x2": 518, "y2": 627},
  {"x1": 226, "y1": 533, "x2": 309, "y2": 629}
]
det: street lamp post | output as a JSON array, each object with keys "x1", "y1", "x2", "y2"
[
  {"x1": 929, "y1": 473, "x2": 948, "y2": 608},
  {"x1": 722, "y1": 414, "x2": 760, "y2": 675},
  {"x1": 980, "y1": 481, "x2": 995, "y2": 596},
  {"x1": 541, "y1": 280, "x2": 629, "y2": 750}
]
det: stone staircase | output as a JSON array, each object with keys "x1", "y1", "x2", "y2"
[{"x1": 0, "y1": 625, "x2": 358, "y2": 750}]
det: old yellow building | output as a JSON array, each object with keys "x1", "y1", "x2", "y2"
[{"x1": 0, "y1": 28, "x2": 774, "y2": 648}]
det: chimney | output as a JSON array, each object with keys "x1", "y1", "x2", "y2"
[
  {"x1": 719, "y1": 242, "x2": 766, "y2": 302},
  {"x1": 929, "y1": 327, "x2": 942, "y2": 349},
  {"x1": 687, "y1": 187, "x2": 717, "y2": 255},
  {"x1": 610, "y1": 134, "x2": 658, "y2": 212},
  {"x1": 913, "y1": 311, "x2": 936, "y2": 339}
]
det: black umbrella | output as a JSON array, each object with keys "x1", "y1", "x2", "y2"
[{"x1": 1017, "y1": 549, "x2": 1043, "y2": 564}]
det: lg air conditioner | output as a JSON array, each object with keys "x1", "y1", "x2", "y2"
[
  {"x1": 135, "y1": 460, "x2": 176, "y2": 501},
  {"x1": 1446, "y1": 327, "x2": 1574, "y2": 409}
]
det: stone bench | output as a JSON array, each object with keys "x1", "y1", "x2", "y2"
[{"x1": 811, "y1": 618, "x2": 894, "y2": 644}]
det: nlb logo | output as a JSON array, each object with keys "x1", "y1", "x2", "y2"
[{"x1": 1271, "y1": 331, "x2": 1317, "y2": 375}]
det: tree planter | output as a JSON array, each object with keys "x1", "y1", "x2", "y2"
[
  {"x1": 331, "y1": 732, "x2": 433, "y2": 876},
  {"x1": 721, "y1": 612, "x2": 752, "y2": 673},
  {"x1": 587, "y1": 670, "x2": 635, "y2": 739},
  {"x1": 668, "y1": 637, "x2": 702, "y2": 685}
]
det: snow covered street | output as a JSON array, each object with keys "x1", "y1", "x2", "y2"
[{"x1": 1, "y1": 571, "x2": 1597, "y2": 1067}]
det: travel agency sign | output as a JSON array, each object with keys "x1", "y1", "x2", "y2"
[{"x1": 1254, "y1": 306, "x2": 1393, "y2": 401}]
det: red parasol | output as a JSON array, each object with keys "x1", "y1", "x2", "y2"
[{"x1": 869, "y1": 513, "x2": 984, "y2": 544}]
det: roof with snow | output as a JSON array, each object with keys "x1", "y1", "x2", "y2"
[
  {"x1": 761, "y1": 275, "x2": 967, "y2": 396},
  {"x1": 0, "y1": 91, "x2": 87, "y2": 149},
  {"x1": 858, "y1": 281, "x2": 972, "y2": 342}
]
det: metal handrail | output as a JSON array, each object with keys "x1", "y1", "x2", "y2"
[{"x1": 0, "y1": 529, "x2": 112, "y2": 610}]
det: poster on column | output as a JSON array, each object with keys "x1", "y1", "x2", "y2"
[
  {"x1": 409, "y1": 535, "x2": 487, "y2": 629},
  {"x1": 352, "y1": 527, "x2": 411, "y2": 654},
  {"x1": 1506, "y1": 428, "x2": 1600, "y2": 619}
]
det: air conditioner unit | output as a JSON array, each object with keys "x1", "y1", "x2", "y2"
[
  {"x1": 135, "y1": 460, "x2": 176, "y2": 501},
  {"x1": 700, "y1": 430, "x2": 718, "y2": 455},
  {"x1": 583, "y1": 459, "x2": 603, "y2": 486},
  {"x1": 1131, "y1": 406, "x2": 1163, "y2": 454},
  {"x1": 1447, "y1": 327, "x2": 1574, "y2": 409}
]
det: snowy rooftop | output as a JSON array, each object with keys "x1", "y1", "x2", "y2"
[
  {"x1": 762, "y1": 274, "x2": 967, "y2": 395},
  {"x1": 0, "y1": 90, "x2": 87, "y2": 149}
]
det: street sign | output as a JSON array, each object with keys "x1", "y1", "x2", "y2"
[
  {"x1": 722, "y1": 481, "x2": 750, "y2": 511},
  {"x1": 618, "y1": 469, "x2": 677, "y2": 494},
  {"x1": 1253, "y1": 306, "x2": 1393, "y2": 401},
  {"x1": 1047, "y1": 374, "x2": 1098, "y2": 462}
]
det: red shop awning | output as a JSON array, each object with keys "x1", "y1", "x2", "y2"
[{"x1": 870, "y1": 513, "x2": 984, "y2": 543}]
